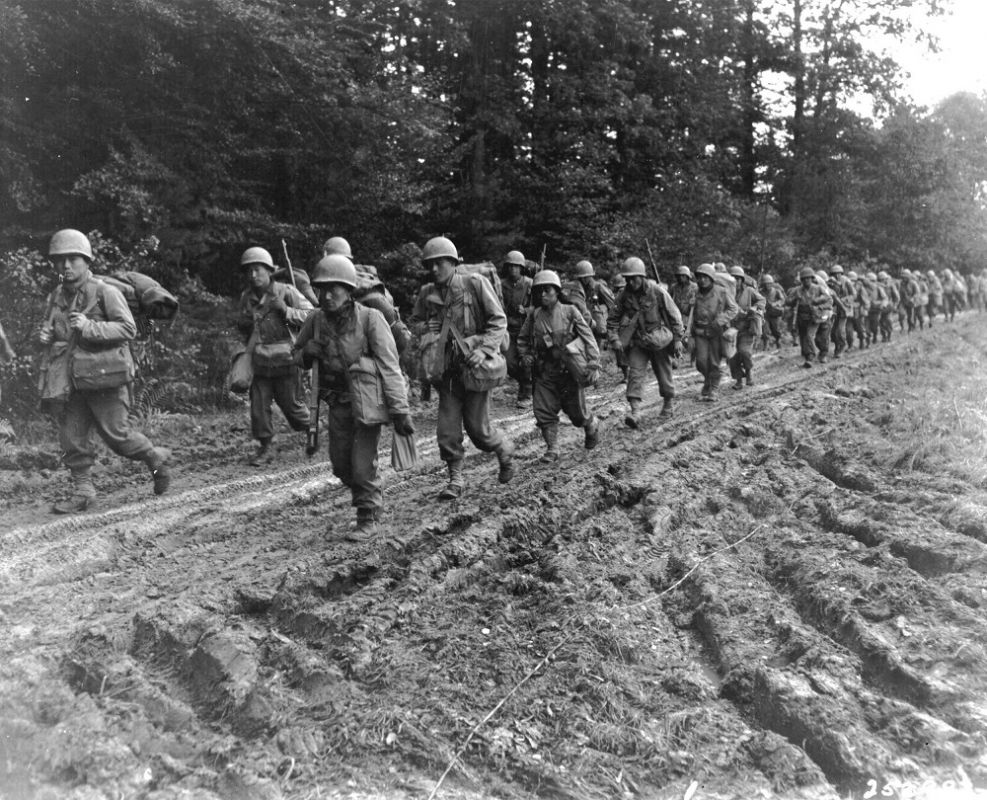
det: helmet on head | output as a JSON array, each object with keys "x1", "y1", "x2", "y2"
[
  {"x1": 714, "y1": 262, "x2": 727, "y2": 272},
  {"x1": 675, "y1": 265, "x2": 692, "y2": 277},
  {"x1": 323, "y1": 236, "x2": 352, "y2": 258},
  {"x1": 799, "y1": 267, "x2": 816, "y2": 280},
  {"x1": 877, "y1": 270, "x2": 890, "y2": 281},
  {"x1": 611, "y1": 273, "x2": 626, "y2": 289},
  {"x1": 847, "y1": 270, "x2": 859, "y2": 280},
  {"x1": 503, "y1": 250, "x2": 526, "y2": 268},
  {"x1": 829, "y1": 264, "x2": 844, "y2": 275},
  {"x1": 49, "y1": 229, "x2": 93, "y2": 261},
  {"x1": 422, "y1": 236, "x2": 460, "y2": 263},
  {"x1": 728, "y1": 265, "x2": 745, "y2": 278},
  {"x1": 241, "y1": 247, "x2": 275, "y2": 270},
  {"x1": 926, "y1": 269, "x2": 935, "y2": 277},
  {"x1": 816, "y1": 270, "x2": 828, "y2": 282},
  {"x1": 573, "y1": 260, "x2": 595, "y2": 278},
  {"x1": 694, "y1": 263, "x2": 716, "y2": 280},
  {"x1": 532, "y1": 270, "x2": 562, "y2": 290},
  {"x1": 311, "y1": 254, "x2": 357, "y2": 289},
  {"x1": 866, "y1": 271, "x2": 878, "y2": 281},
  {"x1": 901, "y1": 269, "x2": 912, "y2": 278},
  {"x1": 620, "y1": 257, "x2": 647, "y2": 277},
  {"x1": 760, "y1": 273, "x2": 774, "y2": 284}
]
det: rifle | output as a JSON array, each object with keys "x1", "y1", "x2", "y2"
[
  {"x1": 645, "y1": 240, "x2": 661, "y2": 284},
  {"x1": 305, "y1": 314, "x2": 321, "y2": 456},
  {"x1": 539, "y1": 245, "x2": 546, "y2": 271},
  {"x1": 281, "y1": 239, "x2": 298, "y2": 290}
]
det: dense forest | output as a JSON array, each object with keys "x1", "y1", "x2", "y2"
[{"x1": 2, "y1": 0, "x2": 987, "y2": 416}]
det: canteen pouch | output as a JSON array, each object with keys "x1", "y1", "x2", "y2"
[{"x1": 252, "y1": 340, "x2": 295, "y2": 377}]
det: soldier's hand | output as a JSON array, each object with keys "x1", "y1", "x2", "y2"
[
  {"x1": 609, "y1": 337, "x2": 623, "y2": 354},
  {"x1": 67, "y1": 312, "x2": 87, "y2": 332},
  {"x1": 268, "y1": 297, "x2": 288, "y2": 318},
  {"x1": 39, "y1": 324, "x2": 53, "y2": 345},
  {"x1": 392, "y1": 413, "x2": 415, "y2": 436},
  {"x1": 673, "y1": 340, "x2": 684, "y2": 359},
  {"x1": 466, "y1": 349, "x2": 485, "y2": 368},
  {"x1": 521, "y1": 355, "x2": 534, "y2": 369},
  {"x1": 427, "y1": 318, "x2": 442, "y2": 334}
]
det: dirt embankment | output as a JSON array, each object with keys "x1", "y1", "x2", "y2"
[{"x1": 2, "y1": 314, "x2": 987, "y2": 800}]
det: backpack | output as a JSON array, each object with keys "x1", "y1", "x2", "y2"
[
  {"x1": 459, "y1": 263, "x2": 503, "y2": 305},
  {"x1": 100, "y1": 271, "x2": 179, "y2": 338}
]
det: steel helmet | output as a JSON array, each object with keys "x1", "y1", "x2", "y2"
[
  {"x1": 799, "y1": 267, "x2": 816, "y2": 280},
  {"x1": 901, "y1": 269, "x2": 912, "y2": 278},
  {"x1": 620, "y1": 257, "x2": 647, "y2": 277},
  {"x1": 573, "y1": 260, "x2": 595, "y2": 278},
  {"x1": 866, "y1": 271, "x2": 878, "y2": 281},
  {"x1": 714, "y1": 262, "x2": 727, "y2": 272},
  {"x1": 611, "y1": 273, "x2": 626, "y2": 289},
  {"x1": 694, "y1": 263, "x2": 716, "y2": 280},
  {"x1": 829, "y1": 264, "x2": 844, "y2": 275},
  {"x1": 878, "y1": 270, "x2": 890, "y2": 281},
  {"x1": 49, "y1": 229, "x2": 93, "y2": 261},
  {"x1": 422, "y1": 236, "x2": 460, "y2": 263},
  {"x1": 847, "y1": 270, "x2": 859, "y2": 280},
  {"x1": 675, "y1": 265, "x2": 692, "y2": 277},
  {"x1": 926, "y1": 269, "x2": 935, "y2": 277},
  {"x1": 760, "y1": 273, "x2": 774, "y2": 284},
  {"x1": 532, "y1": 269, "x2": 562, "y2": 289},
  {"x1": 241, "y1": 247, "x2": 275, "y2": 270},
  {"x1": 323, "y1": 236, "x2": 353, "y2": 258},
  {"x1": 728, "y1": 265, "x2": 745, "y2": 278},
  {"x1": 503, "y1": 250, "x2": 526, "y2": 267},
  {"x1": 311, "y1": 254, "x2": 357, "y2": 289}
]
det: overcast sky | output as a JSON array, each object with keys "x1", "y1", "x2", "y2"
[{"x1": 897, "y1": 0, "x2": 987, "y2": 107}]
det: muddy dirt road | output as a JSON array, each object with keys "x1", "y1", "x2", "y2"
[{"x1": 3, "y1": 315, "x2": 987, "y2": 800}]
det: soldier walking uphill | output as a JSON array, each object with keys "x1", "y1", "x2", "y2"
[
  {"x1": 727, "y1": 266, "x2": 765, "y2": 389},
  {"x1": 409, "y1": 236, "x2": 516, "y2": 500},
  {"x1": 37, "y1": 229, "x2": 171, "y2": 513},
  {"x1": 789, "y1": 267, "x2": 834, "y2": 368},
  {"x1": 607, "y1": 257, "x2": 684, "y2": 427},
  {"x1": 690, "y1": 263, "x2": 738, "y2": 401},
  {"x1": 826, "y1": 264, "x2": 855, "y2": 357},
  {"x1": 501, "y1": 250, "x2": 534, "y2": 409},
  {"x1": 670, "y1": 265, "x2": 697, "y2": 361},
  {"x1": 517, "y1": 270, "x2": 601, "y2": 463},
  {"x1": 294, "y1": 255, "x2": 413, "y2": 538},
  {"x1": 236, "y1": 247, "x2": 313, "y2": 466},
  {"x1": 759, "y1": 274, "x2": 786, "y2": 350}
]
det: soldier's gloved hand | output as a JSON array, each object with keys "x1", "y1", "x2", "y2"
[
  {"x1": 466, "y1": 349, "x2": 486, "y2": 368},
  {"x1": 427, "y1": 318, "x2": 442, "y2": 334},
  {"x1": 268, "y1": 296, "x2": 288, "y2": 318},
  {"x1": 392, "y1": 413, "x2": 415, "y2": 436},
  {"x1": 673, "y1": 339, "x2": 684, "y2": 359},
  {"x1": 586, "y1": 366, "x2": 600, "y2": 385},
  {"x1": 67, "y1": 312, "x2": 87, "y2": 333}
]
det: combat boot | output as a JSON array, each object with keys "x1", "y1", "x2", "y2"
[
  {"x1": 147, "y1": 448, "x2": 171, "y2": 496},
  {"x1": 624, "y1": 399, "x2": 642, "y2": 429},
  {"x1": 539, "y1": 424, "x2": 559, "y2": 463},
  {"x1": 583, "y1": 416, "x2": 599, "y2": 449},
  {"x1": 659, "y1": 398, "x2": 673, "y2": 419},
  {"x1": 495, "y1": 438, "x2": 516, "y2": 484},
  {"x1": 346, "y1": 508, "x2": 379, "y2": 541},
  {"x1": 516, "y1": 385, "x2": 532, "y2": 410},
  {"x1": 248, "y1": 438, "x2": 272, "y2": 466},
  {"x1": 733, "y1": 378, "x2": 744, "y2": 390},
  {"x1": 438, "y1": 460, "x2": 465, "y2": 501},
  {"x1": 52, "y1": 469, "x2": 97, "y2": 514}
]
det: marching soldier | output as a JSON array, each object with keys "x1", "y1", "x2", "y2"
[
  {"x1": 690, "y1": 263, "x2": 738, "y2": 401},
  {"x1": 517, "y1": 270, "x2": 601, "y2": 463},
  {"x1": 789, "y1": 267, "x2": 834, "y2": 367},
  {"x1": 827, "y1": 264, "x2": 855, "y2": 358},
  {"x1": 877, "y1": 271, "x2": 899, "y2": 342},
  {"x1": 38, "y1": 229, "x2": 172, "y2": 513},
  {"x1": 759, "y1": 274, "x2": 786, "y2": 350},
  {"x1": 727, "y1": 266, "x2": 765, "y2": 388},
  {"x1": 409, "y1": 236, "x2": 516, "y2": 500},
  {"x1": 501, "y1": 250, "x2": 534, "y2": 408},
  {"x1": 294, "y1": 255, "x2": 413, "y2": 538},
  {"x1": 236, "y1": 246, "x2": 313, "y2": 465},
  {"x1": 607, "y1": 257, "x2": 684, "y2": 427}
]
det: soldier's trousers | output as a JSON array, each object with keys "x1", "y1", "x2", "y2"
[
  {"x1": 532, "y1": 369, "x2": 589, "y2": 428},
  {"x1": 764, "y1": 314, "x2": 783, "y2": 345},
  {"x1": 797, "y1": 318, "x2": 823, "y2": 361},
  {"x1": 59, "y1": 386, "x2": 157, "y2": 471},
  {"x1": 879, "y1": 309, "x2": 895, "y2": 340},
  {"x1": 250, "y1": 367, "x2": 310, "y2": 442},
  {"x1": 505, "y1": 333, "x2": 532, "y2": 398},
  {"x1": 830, "y1": 314, "x2": 848, "y2": 355},
  {"x1": 327, "y1": 401, "x2": 383, "y2": 511},
  {"x1": 626, "y1": 344, "x2": 675, "y2": 401},
  {"x1": 694, "y1": 334, "x2": 723, "y2": 391},
  {"x1": 729, "y1": 334, "x2": 756, "y2": 379},
  {"x1": 867, "y1": 309, "x2": 882, "y2": 342},
  {"x1": 436, "y1": 373, "x2": 505, "y2": 464}
]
